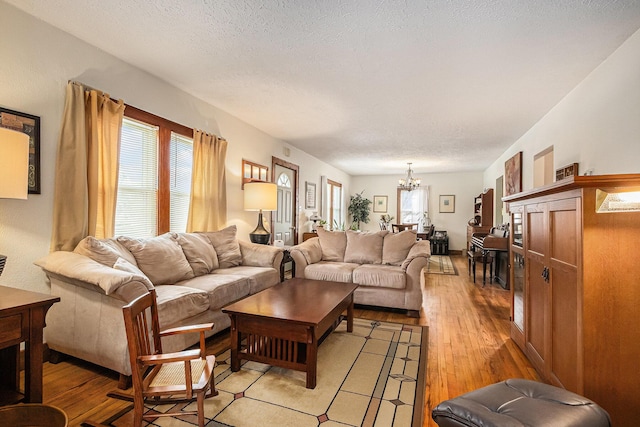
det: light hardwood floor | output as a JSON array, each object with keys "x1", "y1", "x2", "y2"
[{"x1": 38, "y1": 255, "x2": 538, "y2": 426}]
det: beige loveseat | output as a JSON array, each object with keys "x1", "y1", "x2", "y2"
[
  {"x1": 35, "y1": 225, "x2": 283, "y2": 383},
  {"x1": 289, "y1": 228, "x2": 430, "y2": 317}
]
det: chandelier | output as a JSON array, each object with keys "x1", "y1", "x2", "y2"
[{"x1": 398, "y1": 162, "x2": 421, "y2": 191}]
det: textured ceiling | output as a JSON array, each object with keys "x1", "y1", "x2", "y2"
[{"x1": 7, "y1": 0, "x2": 640, "y2": 176}]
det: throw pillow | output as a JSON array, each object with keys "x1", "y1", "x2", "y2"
[
  {"x1": 112, "y1": 257, "x2": 154, "y2": 289},
  {"x1": 344, "y1": 230, "x2": 386, "y2": 264},
  {"x1": 382, "y1": 230, "x2": 417, "y2": 266},
  {"x1": 200, "y1": 225, "x2": 242, "y2": 268},
  {"x1": 175, "y1": 232, "x2": 219, "y2": 276},
  {"x1": 316, "y1": 227, "x2": 347, "y2": 262},
  {"x1": 74, "y1": 236, "x2": 122, "y2": 267},
  {"x1": 117, "y1": 233, "x2": 194, "y2": 285}
]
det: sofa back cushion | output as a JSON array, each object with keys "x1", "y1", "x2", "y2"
[
  {"x1": 175, "y1": 232, "x2": 219, "y2": 276},
  {"x1": 117, "y1": 233, "x2": 194, "y2": 285},
  {"x1": 344, "y1": 230, "x2": 386, "y2": 264},
  {"x1": 382, "y1": 230, "x2": 417, "y2": 266},
  {"x1": 74, "y1": 236, "x2": 136, "y2": 267},
  {"x1": 317, "y1": 227, "x2": 347, "y2": 262},
  {"x1": 200, "y1": 225, "x2": 242, "y2": 268}
]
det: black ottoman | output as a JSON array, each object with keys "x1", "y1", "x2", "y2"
[{"x1": 432, "y1": 379, "x2": 611, "y2": 427}]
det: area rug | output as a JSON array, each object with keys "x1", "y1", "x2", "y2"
[
  {"x1": 99, "y1": 318, "x2": 427, "y2": 427},
  {"x1": 426, "y1": 255, "x2": 457, "y2": 275}
]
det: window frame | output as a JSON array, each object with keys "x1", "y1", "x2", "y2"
[
  {"x1": 123, "y1": 105, "x2": 193, "y2": 235},
  {"x1": 327, "y1": 179, "x2": 342, "y2": 230}
]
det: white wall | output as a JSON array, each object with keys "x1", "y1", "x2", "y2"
[
  {"x1": 351, "y1": 172, "x2": 484, "y2": 251},
  {"x1": 483, "y1": 27, "x2": 640, "y2": 191},
  {"x1": 0, "y1": 2, "x2": 348, "y2": 293}
]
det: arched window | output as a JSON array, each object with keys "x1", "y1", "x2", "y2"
[{"x1": 277, "y1": 173, "x2": 291, "y2": 188}]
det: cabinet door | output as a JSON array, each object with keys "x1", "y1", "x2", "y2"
[
  {"x1": 524, "y1": 205, "x2": 549, "y2": 375},
  {"x1": 548, "y1": 198, "x2": 581, "y2": 393}
]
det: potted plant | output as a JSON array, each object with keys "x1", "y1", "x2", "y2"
[{"x1": 348, "y1": 190, "x2": 372, "y2": 230}]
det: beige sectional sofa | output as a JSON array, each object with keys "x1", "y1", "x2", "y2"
[
  {"x1": 289, "y1": 227, "x2": 430, "y2": 317},
  {"x1": 35, "y1": 225, "x2": 283, "y2": 382}
]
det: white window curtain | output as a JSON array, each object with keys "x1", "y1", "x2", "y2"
[{"x1": 399, "y1": 186, "x2": 430, "y2": 231}]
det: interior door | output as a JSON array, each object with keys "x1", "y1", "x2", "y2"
[
  {"x1": 274, "y1": 165, "x2": 294, "y2": 245},
  {"x1": 271, "y1": 157, "x2": 299, "y2": 247}
]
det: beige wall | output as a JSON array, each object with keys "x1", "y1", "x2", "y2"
[
  {"x1": 484, "y1": 27, "x2": 640, "y2": 193},
  {"x1": 0, "y1": 3, "x2": 348, "y2": 292}
]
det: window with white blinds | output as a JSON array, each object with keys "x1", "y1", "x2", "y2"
[
  {"x1": 115, "y1": 118, "x2": 158, "y2": 238},
  {"x1": 169, "y1": 133, "x2": 193, "y2": 233},
  {"x1": 114, "y1": 111, "x2": 193, "y2": 238}
]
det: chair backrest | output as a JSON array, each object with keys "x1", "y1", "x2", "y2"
[
  {"x1": 122, "y1": 290, "x2": 163, "y2": 387},
  {"x1": 392, "y1": 223, "x2": 417, "y2": 233}
]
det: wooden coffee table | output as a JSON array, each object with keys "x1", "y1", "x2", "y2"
[{"x1": 222, "y1": 278, "x2": 357, "y2": 389}]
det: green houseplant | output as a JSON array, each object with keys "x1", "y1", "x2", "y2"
[{"x1": 348, "y1": 190, "x2": 372, "y2": 230}]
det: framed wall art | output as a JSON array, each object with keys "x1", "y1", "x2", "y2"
[
  {"x1": 305, "y1": 181, "x2": 316, "y2": 209},
  {"x1": 439, "y1": 195, "x2": 455, "y2": 213},
  {"x1": 0, "y1": 107, "x2": 41, "y2": 194},
  {"x1": 555, "y1": 162, "x2": 579, "y2": 181},
  {"x1": 373, "y1": 195, "x2": 388, "y2": 213},
  {"x1": 505, "y1": 151, "x2": 523, "y2": 196}
]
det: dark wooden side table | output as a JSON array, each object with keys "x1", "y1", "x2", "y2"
[{"x1": 0, "y1": 285, "x2": 60, "y2": 404}]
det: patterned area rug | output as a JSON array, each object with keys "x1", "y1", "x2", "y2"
[
  {"x1": 426, "y1": 255, "x2": 458, "y2": 275},
  {"x1": 98, "y1": 318, "x2": 427, "y2": 427}
]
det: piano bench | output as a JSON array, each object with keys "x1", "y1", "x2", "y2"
[{"x1": 467, "y1": 250, "x2": 493, "y2": 285}]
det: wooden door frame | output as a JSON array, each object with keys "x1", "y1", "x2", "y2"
[{"x1": 271, "y1": 157, "x2": 299, "y2": 245}]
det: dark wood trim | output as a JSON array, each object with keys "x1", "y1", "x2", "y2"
[
  {"x1": 124, "y1": 104, "x2": 193, "y2": 138},
  {"x1": 272, "y1": 157, "x2": 300, "y2": 245}
]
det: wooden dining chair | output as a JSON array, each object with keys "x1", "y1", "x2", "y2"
[
  {"x1": 116, "y1": 290, "x2": 217, "y2": 427},
  {"x1": 392, "y1": 223, "x2": 417, "y2": 233}
]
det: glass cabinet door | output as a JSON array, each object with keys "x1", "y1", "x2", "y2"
[{"x1": 512, "y1": 251, "x2": 525, "y2": 332}]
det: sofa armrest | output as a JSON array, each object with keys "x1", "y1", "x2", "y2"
[
  {"x1": 239, "y1": 240, "x2": 284, "y2": 269},
  {"x1": 34, "y1": 251, "x2": 153, "y2": 296},
  {"x1": 289, "y1": 237, "x2": 322, "y2": 278},
  {"x1": 401, "y1": 240, "x2": 431, "y2": 271}
]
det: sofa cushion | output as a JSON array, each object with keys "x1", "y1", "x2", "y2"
[
  {"x1": 344, "y1": 230, "x2": 386, "y2": 264},
  {"x1": 304, "y1": 261, "x2": 359, "y2": 283},
  {"x1": 214, "y1": 266, "x2": 280, "y2": 294},
  {"x1": 175, "y1": 232, "x2": 219, "y2": 276},
  {"x1": 294, "y1": 238, "x2": 322, "y2": 265},
  {"x1": 200, "y1": 225, "x2": 242, "y2": 268},
  {"x1": 177, "y1": 274, "x2": 250, "y2": 311},
  {"x1": 353, "y1": 264, "x2": 406, "y2": 289},
  {"x1": 112, "y1": 257, "x2": 153, "y2": 289},
  {"x1": 382, "y1": 230, "x2": 417, "y2": 266},
  {"x1": 154, "y1": 285, "x2": 210, "y2": 328},
  {"x1": 316, "y1": 227, "x2": 347, "y2": 262},
  {"x1": 117, "y1": 233, "x2": 194, "y2": 286},
  {"x1": 74, "y1": 236, "x2": 130, "y2": 267}
]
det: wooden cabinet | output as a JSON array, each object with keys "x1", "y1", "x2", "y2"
[
  {"x1": 473, "y1": 188, "x2": 493, "y2": 226},
  {"x1": 505, "y1": 174, "x2": 640, "y2": 427},
  {"x1": 467, "y1": 189, "x2": 494, "y2": 251}
]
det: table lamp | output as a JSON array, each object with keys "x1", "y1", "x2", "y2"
[
  {"x1": 0, "y1": 127, "x2": 29, "y2": 276},
  {"x1": 244, "y1": 182, "x2": 277, "y2": 244}
]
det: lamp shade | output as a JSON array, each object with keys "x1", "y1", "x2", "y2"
[
  {"x1": 244, "y1": 182, "x2": 277, "y2": 211},
  {"x1": 0, "y1": 127, "x2": 29, "y2": 199}
]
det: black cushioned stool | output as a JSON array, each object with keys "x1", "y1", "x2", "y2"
[{"x1": 432, "y1": 379, "x2": 611, "y2": 427}]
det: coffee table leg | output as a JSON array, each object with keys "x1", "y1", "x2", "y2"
[
  {"x1": 229, "y1": 316, "x2": 240, "y2": 372},
  {"x1": 347, "y1": 295, "x2": 354, "y2": 333},
  {"x1": 306, "y1": 328, "x2": 317, "y2": 389}
]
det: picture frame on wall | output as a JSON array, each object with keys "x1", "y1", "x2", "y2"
[
  {"x1": 305, "y1": 181, "x2": 316, "y2": 209},
  {"x1": 439, "y1": 195, "x2": 455, "y2": 213},
  {"x1": 373, "y1": 195, "x2": 388, "y2": 213},
  {"x1": 505, "y1": 151, "x2": 523, "y2": 196},
  {"x1": 0, "y1": 107, "x2": 41, "y2": 194}
]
